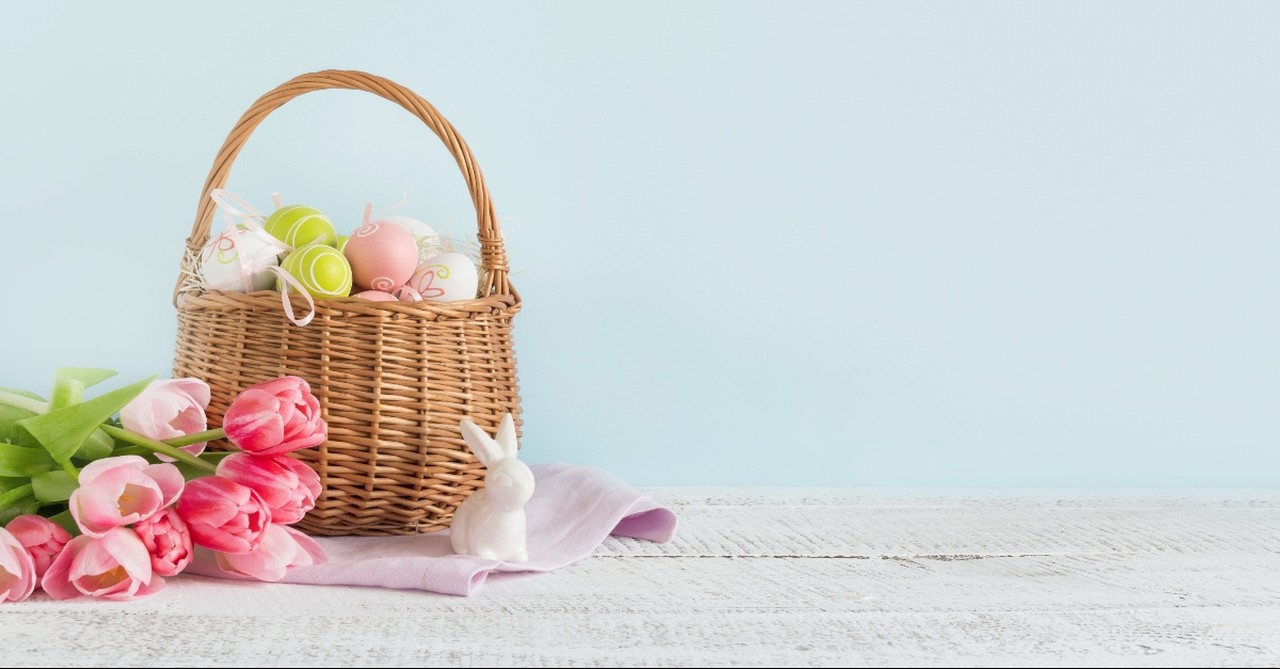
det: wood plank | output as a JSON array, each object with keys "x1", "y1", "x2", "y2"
[
  {"x1": 647, "y1": 487, "x2": 1280, "y2": 509},
  {"x1": 615, "y1": 490, "x2": 1280, "y2": 558},
  {"x1": 8, "y1": 553, "x2": 1280, "y2": 667},
  {"x1": 5, "y1": 490, "x2": 1280, "y2": 667}
]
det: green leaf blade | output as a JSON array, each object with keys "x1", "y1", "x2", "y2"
[
  {"x1": 16, "y1": 376, "x2": 154, "y2": 464},
  {"x1": 0, "y1": 443, "x2": 57, "y2": 477},
  {"x1": 31, "y1": 470, "x2": 77, "y2": 503}
]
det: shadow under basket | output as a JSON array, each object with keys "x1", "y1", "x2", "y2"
[{"x1": 171, "y1": 70, "x2": 522, "y2": 536}]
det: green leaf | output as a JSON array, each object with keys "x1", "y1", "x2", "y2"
[
  {"x1": 48, "y1": 509, "x2": 79, "y2": 537},
  {"x1": 50, "y1": 367, "x2": 118, "y2": 411},
  {"x1": 54, "y1": 368, "x2": 117, "y2": 393},
  {"x1": 175, "y1": 450, "x2": 234, "y2": 480},
  {"x1": 0, "y1": 389, "x2": 47, "y2": 416},
  {"x1": 0, "y1": 404, "x2": 37, "y2": 442},
  {"x1": 0, "y1": 483, "x2": 33, "y2": 511},
  {"x1": 0, "y1": 386, "x2": 46, "y2": 402},
  {"x1": 0, "y1": 502, "x2": 27, "y2": 526},
  {"x1": 51, "y1": 369, "x2": 120, "y2": 461},
  {"x1": 15, "y1": 376, "x2": 154, "y2": 464},
  {"x1": 0, "y1": 442, "x2": 56, "y2": 477},
  {"x1": 74, "y1": 431, "x2": 115, "y2": 461},
  {"x1": 31, "y1": 470, "x2": 77, "y2": 503}
]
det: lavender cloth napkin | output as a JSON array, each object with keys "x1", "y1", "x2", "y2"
[{"x1": 187, "y1": 463, "x2": 678, "y2": 596}]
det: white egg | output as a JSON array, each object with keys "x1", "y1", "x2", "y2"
[
  {"x1": 404, "y1": 252, "x2": 479, "y2": 303},
  {"x1": 198, "y1": 226, "x2": 287, "y2": 292},
  {"x1": 380, "y1": 215, "x2": 439, "y2": 264}
]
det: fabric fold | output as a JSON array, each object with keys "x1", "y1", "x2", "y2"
[{"x1": 187, "y1": 463, "x2": 677, "y2": 596}]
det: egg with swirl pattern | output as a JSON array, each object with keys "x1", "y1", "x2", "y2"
[{"x1": 343, "y1": 221, "x2": 418, "y2": 292}]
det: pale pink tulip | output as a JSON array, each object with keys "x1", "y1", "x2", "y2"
[
  {"x1": 120, "y1": 378, "x2": 212, "y2": 458},
  {"x1": 216, "y1": 453, "x2": 321, "y2": 525},
  {"x1": 41, "y1": 528, "x2": 163, "y2": 600},
  {"x1": 133, "y1": 508, "x2": 193, "y2": 577},
  {"x1": 5, "y1": 515, "x2": 71, "y2": 578},
  {"x1": 215, "y1": 524, "x2": 326, "y2": 582},
  {"x1": 69, "y1": 456, "x2": 184, "y2": 537},
  {"x1": 0, "y1": 528, "x2": 36, "y2": 602},
  {"x1": 176, "y1": 476, "x2": 271, "y2": 554},
  {"x1": 223, "y1": 376, "x2": 327, "y2": 456}
]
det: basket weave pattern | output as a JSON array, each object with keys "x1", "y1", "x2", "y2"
[{"x1": 172, "y1": 70, "x2": 521, "y2": 536}]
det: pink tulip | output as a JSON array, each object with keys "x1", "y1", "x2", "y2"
[
  {"x1": 0, "y1": 527, "x2": 36, "y2": 603},
  {"x1": 120, "y1": 378, "x2": 212, "y2": 458},
  {"x1": 176, "y1": 476, "x2": 271, "y2": 554},
  {"x1": 216, "y1": 453, "x2": 321, "y2": 525},
  {"x1": 69, "y1": 456, "x2": 184, "y2": 538},
  {"x1": 133, "y1": 508, "x2": 193, "y2": 577},
  {"x1": 5, "y1": 515, "x2": 71, "y2": 578},
  {"x1": 223, "y1": 376, "x2": 327, "y2": 456},
  {"x1": 41, "y1": 528, "x2": 163, "y2": 600},
  {"x1": 215, "y1": 524, "x2": 326, "y2": 582}
]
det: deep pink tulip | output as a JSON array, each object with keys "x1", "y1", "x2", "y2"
[
  {"x1": 120, "y1": 378, "x2": 212, "y2": 458},
  {"x1": 5, "y1": 515, "x2": 71, "y2": 578},
  {"x1": 41, "y1": 528, "x2": 163, "y2": 600},
  {"x1": 216, "y1": 453, "x2": 321, "y2": 525},
  {"x1": 0, "y1": 527, "x2": 36, "y2": 602},
  {"x1": 215, "y1": 524, "x2": 326, "y2": 582},
  {"x1": 133, "y1": 508, "x2": 193, "y2": 577},
  {"x1": 223, "y1": 376, "x2": 327, "y2": 456},
  {"x1": 69, "y1": 456, "x2": 184, "y2": 538},
  {"x1": 176, "y1": 476, "x2": 271, "y2": 555}
]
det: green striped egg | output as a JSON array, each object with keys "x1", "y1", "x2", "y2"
[
  {"x1": 264, "y1": 205, "x2": 337, "y2": 249},
  {"x1": 279, "y1": 243, "x2": 353, "y2": 298}
]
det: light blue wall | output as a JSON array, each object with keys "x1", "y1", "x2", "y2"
[{"x1": 1, "y1": 2, "x2": 1276, "y2": 487}]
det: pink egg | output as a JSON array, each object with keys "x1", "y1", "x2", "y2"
[
  {"x1": 343, "y1": 221, "x2": 418, "y2": 292},
  {"x1": 352, "y1": 290, "x2": 399, "y2": 302}
]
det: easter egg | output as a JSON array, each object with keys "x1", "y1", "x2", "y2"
[
  {"x1": 343, "y1": 221, "x2": 419, "y2": 292},
  {"x1": 352, "y1": 290, "x2": 399, "y2": 302},
  {"x1": 264, "y1": 205, "x2": 337, "y2": 249},
  {"x1": 404, "y1": 252, "x2": 479, "y2": 303},
  {"x1": 382, "y1": 215, "x2": 438, "y2": 263},
  {"x1": 278, "y1": 243, "x2": 352, "y2": 298},
  {"x1": 199, "y1": 226, "x2": 287, "y2": 292}
]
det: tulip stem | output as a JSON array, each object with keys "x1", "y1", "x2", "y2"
[
  {"x1": 163, "y1": 429, "x2": 226, "y2": 448},
  {"x1": 60, "y1": 461, "x2": 80, "y2": 483},
  {"x1": 100, "y1": 425, "x2": 217, "y2": 473}
]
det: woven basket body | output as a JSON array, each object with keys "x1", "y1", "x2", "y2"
[{"x1": 172, "y1": 70, "x2": 521, "y2": 536}]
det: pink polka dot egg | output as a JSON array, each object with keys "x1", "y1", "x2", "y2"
[{"x1": 342, "y1": 221, "x2": 418, "y2": 292}]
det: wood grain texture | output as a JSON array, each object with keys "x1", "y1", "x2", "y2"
[{"x1": 6, "y1": 489, "x2": 1280, "y2": 667}]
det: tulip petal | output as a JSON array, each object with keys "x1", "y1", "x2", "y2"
[
  {"x1": 126, "y1": 575, "x2": 166, "y2": 599},
  {"x1": 0, "y1": 529, "x2": 35, "y2": 602},
  {"x1": 282, "y1": 526, "x2": 328, "y2": 566},
  {"x1": 40, "y1": 536, "x2": 89, "y2": 600},
  {"x1": 100, "y1": 528, "x2": 154, "y2": 583},
  {"x1": 78, "y1": 455, "x2": 148, "y2": 487},
  {"x1": 142, "y1": 463, "x2": 185, "y2": 509},
  {"x1": 0, "y1": 532, "x2": 23, "y2": 577},
  {"x1": 168, "y1": 378, "x2": 211, "y2": 409}
]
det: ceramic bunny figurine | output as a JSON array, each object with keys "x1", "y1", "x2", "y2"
[{"x1": 450, "y1": 413, "x2": 534, "y2": 562}]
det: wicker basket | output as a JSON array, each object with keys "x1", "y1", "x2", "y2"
[{"x1": 172, "y1": 70, "x2": 521, "y2": 537}]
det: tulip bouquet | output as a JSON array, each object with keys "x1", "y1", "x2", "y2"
[{"x1": 0, "y1": 369, "x2": 328, "y2": 602}]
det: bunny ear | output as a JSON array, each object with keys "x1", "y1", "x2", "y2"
[
  {"x1": 495, "y1": 413, "x2": 518, "y2": 459},
  {"x1": 459, "y1": 419, "x2": 504, "y2": 466}
]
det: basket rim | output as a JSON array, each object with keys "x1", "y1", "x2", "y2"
[{"x1": 177, "y1": 287, "x2": 520, "y2": 319}]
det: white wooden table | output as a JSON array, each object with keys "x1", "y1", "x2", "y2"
[{"x1": 7, "y1": 489, "x2": 1280, "y2": 667}]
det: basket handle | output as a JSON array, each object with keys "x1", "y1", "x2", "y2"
[{"x1": 174, "y1": 69, "x2": 511, "y2": 304}]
